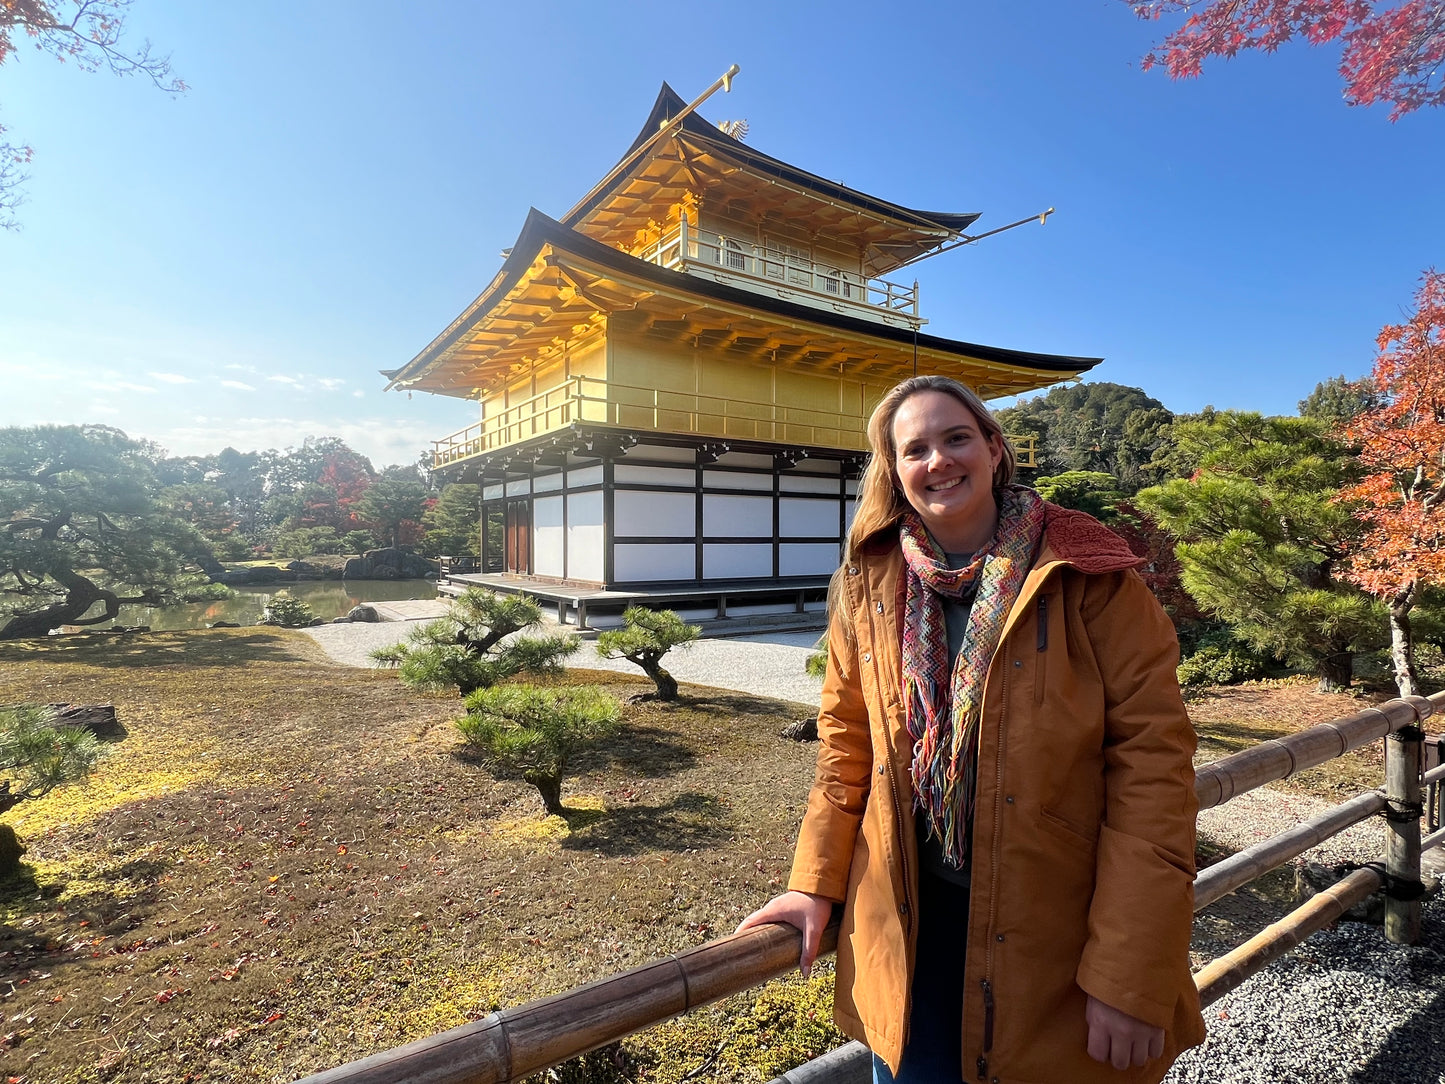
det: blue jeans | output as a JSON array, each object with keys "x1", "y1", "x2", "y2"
[{"x1": 871, "y1": 871, "x2": 971, "y2": 1084}]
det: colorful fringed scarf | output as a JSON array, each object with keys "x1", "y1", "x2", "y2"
[{"x1": 900, "y1": 484, "x2": 1045, "y2": 869}]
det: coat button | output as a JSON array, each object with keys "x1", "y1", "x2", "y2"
[
  {"x1": 996, "y1": 934, "x2": 1005, "y2": 942},
  {"x1": 899, "y1": 903, "x2": 909, "y2": 917},
  {"x1": 848, "y1": 566, "x2": 860, "y2": 575},
  {"x1": 1005, "y1": 796, "x2": 1015, "y2": 804},
  {"x1": 875, "y1": 601, "x2": 884, "y2": 613},
  {"x1": 862, "y1": 652, "x2": 871, "y2": 663},
  {"x1": 877, "y1": 764, "x2": 885, "y2": 775},
  {"x1": 1013, "y1": 659, "x2": 1022, "y2": 668}
]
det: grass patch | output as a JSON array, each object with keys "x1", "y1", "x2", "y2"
[
  {"x1": 0, "y1": 629, "x2": 1410, "y2": 1083},
  {"x1": 0, "y1": 628, "x2": 819, "y2": 1084}
]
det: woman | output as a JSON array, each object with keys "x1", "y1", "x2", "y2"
[{"x1": 737, "y1": 376, "x2": 1204, "y2": 1083}]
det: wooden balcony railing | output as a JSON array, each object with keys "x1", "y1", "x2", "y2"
[
  {"x1": 429, "y1": 377, "x2": 1039, "y2": 469},
  {"x1": 297, "y1": 692, "x2": 1443, "y2": 1084},
  {"x1": 637, "y1": 215, "x2": 921, "y2": 326}
]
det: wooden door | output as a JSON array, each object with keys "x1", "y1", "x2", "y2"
[{"x1": 505, "y1": 500, "x2": 531, "y2": 574}]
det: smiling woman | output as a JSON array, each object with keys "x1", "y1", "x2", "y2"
[{"x1": 738, "y1": 375, "x2": 1205, "y2": 1083}]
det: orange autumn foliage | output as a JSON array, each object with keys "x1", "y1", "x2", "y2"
[{"x1": 1340, "y1": 269, "x2": 1445, "y2": 601}]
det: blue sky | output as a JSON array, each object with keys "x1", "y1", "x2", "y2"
[{"x1": 2, "y1": 1, "x2": 1440, "y2": 467}]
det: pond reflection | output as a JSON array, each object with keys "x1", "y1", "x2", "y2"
[{"x1": 110, "y1": 580, "x2": 438, "y2": 631}]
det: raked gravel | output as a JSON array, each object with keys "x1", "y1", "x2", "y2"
[{"x1": 302, "y1": 619, "x2": 1445, "y2": 1081}]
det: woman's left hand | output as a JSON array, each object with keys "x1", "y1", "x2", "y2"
[{"x1": 1084, "y1": 995, "x2": 1164, "y2": 1070}]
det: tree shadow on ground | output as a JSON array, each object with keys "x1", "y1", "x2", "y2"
[
  {"x1": 0, "y1": 855, "x2": 171, "y2": 980},
  {"x1": 572, "y1": 724, "x2": 699, "y2": 778},
  {"x1": 678, "y1": 690, "x2": 806, "y2": 716},
  {"x1": 1194, "y1": 718, "x2": 1299, "y2": 753},
  {"x1": 560, "y1": 792, "x2": 733, "y2": 856},
  {"x1": 0, "y1": 630, "x2": 312, "y2": 671}
]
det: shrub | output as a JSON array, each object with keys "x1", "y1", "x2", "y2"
[
  {"x1": 1177, "y1": 641, "x2": 1271, "y2": 687},
  {"x1": 0, "y1": 705, "x2": 107, "y2": 876},
  {"x1": 595, "y1": 607, "x2": 700, "y2": 701},
  {"x1": 259, "y1": 592, "x2": 316, "y2": 628},
  {"x1": 805, "y1": 632, "x2": 828, "y2": 678},
  {"x1": 458, "y1": 684, "x2": 621, "y2": 814},
  {"x1": 274, "y1": 526, "x2": 344, "y2": 558},
  {"x1": 371, "y1": 588, "x2": 576, "y2": 696}
]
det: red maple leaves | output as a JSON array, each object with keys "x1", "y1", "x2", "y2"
[
  {"x1": 1339, "y1": 270, "x2": 1445, "y2": 599},
  {"x1": 1127, "y1": 1, "x2": 1445, "y2": 119}
]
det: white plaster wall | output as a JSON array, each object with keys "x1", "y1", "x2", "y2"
[
  {"x1": 568, "y1": 464, "x2": 604, "y2": 488},
  {"x1": 567, "y1": 492, "x2": 604, "y2": 582},
  {"x1": 845, "y1": 478, "x2": 860, "y2": 496},
  {"x1": 703, "y1": 544, "x2": 772, "y2": 579},
  {"x1": 780, "y1": 542, "x2": 841, "y2": 576},
  {"x1": 614, "y1": 544, "x2": 695, "y2": 582},
  {"x1": 845, "y1": 499, "x2": 857, "y2": 529},
  {"x1": 703, "y1": 470, "x2": 773, "y2": 491},
  {"x1": 716, "y1": 451, "x2": 772, "y2": 470},
  {"x1": 781, "y1": 475, "x2": 840, "y2": 495},
  {"x1": 704, "y1": 494, "x2": 772, "y2": 537},
  {"x1": 483, "y1": 484, "x2": 504, "y2": 501},
  {"x1": 615, "y1": 490, "x2": 695, "y2": 537},
  {"x1": 629, "y1": 444, "x2": 695, "y2": 464},
  {"x1": 505, "y1": 478, "x2": 530, "y2": 498},
  {"x1": 533, "y1": 471, "x2": 564, "y2": 493},
  {"x1": 615, "y1": 464, "x2": 694, "y2": 486},
  {"x1": 532, "y1": 495, "x2": 564, "y2": 577},
  {"x1": 780, "y1": 497, "x2": 838, "y2": 538}
]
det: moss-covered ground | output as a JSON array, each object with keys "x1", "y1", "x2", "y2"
[{"x1": 0, "y1": 632, "x2": 1408, "y2": 1083}]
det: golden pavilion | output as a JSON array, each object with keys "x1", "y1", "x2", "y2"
[{"x1": 385, "y1": 76, "x2": 1098, "y2": 625}]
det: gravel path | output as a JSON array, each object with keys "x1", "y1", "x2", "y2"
[
  {"x1": 300, "y1": 620, "x2": 826, "y2": 706},
  {"x1": 301, "y1": 620, "x2": 1445, "y2": 1081}
]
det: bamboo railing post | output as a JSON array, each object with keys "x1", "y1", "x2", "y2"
[{"x1": 1385, "y1": 722, "x2": 1425, "y2": 944}]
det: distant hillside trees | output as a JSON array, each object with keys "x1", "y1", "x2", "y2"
[
  {"x1": 0, "y1": 425, "x2": 224, "y2": 639},
  {"x1": 1299, "y1": 375, "x2": 1382, "y2": 427},
  {"x1": 995, "y1": 382, "x2": 1175, "y2": 491},
  {"x1": 1135, "y1": 411, "x2": 1381, "y2": 691}
]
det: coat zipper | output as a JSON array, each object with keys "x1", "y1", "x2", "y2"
[
  {"x1": 976, "y1": 978, "x2": 995, "y2": 1079},
  {"x1": 977, "y1": 649, "x2": 1013, "y2": 1080},
  {"x1": 859, "y1": 567, "x2": 916, "y2": 1024}
]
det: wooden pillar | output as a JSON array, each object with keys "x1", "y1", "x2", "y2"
[{"x1": 1385, "y1": 724, "x2": 1424, "y2": 944}]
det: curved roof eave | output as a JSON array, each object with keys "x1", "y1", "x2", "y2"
[
  {"x1": 562, "y1": 83, "x2": 981, "y2": 238},
  {"x1": 387, "y1": 208, "x2": 1099, "y2": 392}
]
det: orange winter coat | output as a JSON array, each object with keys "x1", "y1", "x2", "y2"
[{"x1": 788, "y1": 505, "x2": 1206, "y2": 1084}]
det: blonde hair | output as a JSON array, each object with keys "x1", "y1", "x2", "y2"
[{"x1": 844, "y1": 375, "x2": 1015, "y2": 560}]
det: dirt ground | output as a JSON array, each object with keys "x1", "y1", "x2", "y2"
[{"x1": 0, "y1": 631, "x2": 1412, "y2": 1083}]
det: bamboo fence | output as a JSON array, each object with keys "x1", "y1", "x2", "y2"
[{"x1": 297, "y1": 692, "x2": 1445, "y2": 1084}]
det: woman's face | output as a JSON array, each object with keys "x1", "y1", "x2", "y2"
[{"x1": 891, "y1": 390, "x2": 1002, "y2": 552}]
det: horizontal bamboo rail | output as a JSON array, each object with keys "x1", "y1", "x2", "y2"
[
  {"x1": 300, "y1": 692, "x2": 1445, "y2": 1084},
  {"x1": 1193, "y1": 790, "x2": 1387, "y2": 911},
  {"x1": 295, "y1": 921, "x2": 839, "y2": 1084},
  {"x1": 1193, "y1": 867, "x2": 1383, "y2": 1006},
  {"x1": 1194, "y1": 696, "x2": 1433, "y2": 810}
]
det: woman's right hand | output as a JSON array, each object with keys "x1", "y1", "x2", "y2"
[{"x1": 735, "y1": 891, "x2": 834, "y2": 978}]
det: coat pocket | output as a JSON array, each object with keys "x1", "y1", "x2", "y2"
[{"x1": 1038, "y1": 806, "x2": 1099, "y2": 852}]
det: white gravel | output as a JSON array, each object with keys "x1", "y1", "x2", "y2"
[
  {"x1": 299, "y1": 619, "x2": 825, "y2": 707},
  {"x1": 302, "y1": 619, "x2": 1445, "y2": 1080}
]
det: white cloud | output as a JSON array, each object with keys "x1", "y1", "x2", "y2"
[
  {"x1": 148, "y1": 372, "x2": 196, "y2": 385},
  {"x1": 145, "y1": 415, "x2": 437, "y2": 467},
  {"x1": 267, "y1": 374, "x2": 302, "y2": 386},
  {"x1": 221, "y1": 380, "x2": 256, "y2": 391},
  {"x1": 352, "y1": 390, "x2": 365, "y2": 398},
  {"x1": 318, "y1": 378, "x2": 345, "y2": 391}
]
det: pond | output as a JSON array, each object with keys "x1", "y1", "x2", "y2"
[{"x1": 109, "y1": 580, "x2": 439, "y2": 631}]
